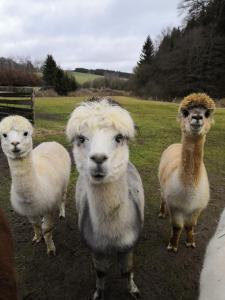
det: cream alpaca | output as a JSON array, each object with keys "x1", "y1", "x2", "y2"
[
  {"x1": 158, "y1": 93, "x2": 215, "y2": 252},
  {"x1": 199, "y1": 209, "x2": 225, "y2": 300},
  {"x1": 0, "y1": 115, "x2": 71, "y2": 255},
  {"x1": 66, "y1": 97, "x2": 144, "y2": 300}
]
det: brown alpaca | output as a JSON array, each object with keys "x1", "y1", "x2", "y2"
[
  {"x1": 0, "y1": 208, "x2": 17, "y2": 300},
  {"x1": 158, "y1": 93, "x2": 215, "y2": 252}
]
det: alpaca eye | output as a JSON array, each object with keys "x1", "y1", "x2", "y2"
[
  {"x1": 205, "y1": 110, "x2": 211, "y2": 118},
  {"x1": 182, "y1": 109, "x2": 189, "y2": 118},
  {"x1": 24, "y1": 132, "x2": 28, "y2": 136},
  {"x1": 77, "y1": 135, "x2": 86, "y2": 144},
  {"x1": 2, "y1": 133, "x2": 7, "y2": 138},
  {"x1": 115, "y1": 134, "x2": 124, "y2": 143}
]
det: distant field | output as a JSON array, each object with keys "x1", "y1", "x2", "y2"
[
  {"x1": 68, "y1": 71, "x2": 103, "y2": 84},
  {"x1": 0, "y1": 96, "x2": 224, "y2": 299}
]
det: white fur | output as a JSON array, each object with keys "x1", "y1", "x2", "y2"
[
  {"x1": 161, "y1": 162, "x2": 209, "y2": 226},
  {"x1": 67, "y1": 98, "x2": 144, "y2": 296},
  {"x1": 0, "y1": 115, "x2": 71, "y2": 254},
  {"x1": 66, "y1": 99, "x2": 135, "y2": 142},
  {"x1": 199, "y1": 209, "x2": 225, "y2": 300}
]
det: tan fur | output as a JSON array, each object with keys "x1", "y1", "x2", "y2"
[
  {"x1": 180, "y1": 135, "x2": 205, "y2": 186},
  {"x1": 179, "y1": 93, "x2": 215, "y2": 112},
  {"x1": 158, "y1": 93, "x2": 215, "y2": 252}
]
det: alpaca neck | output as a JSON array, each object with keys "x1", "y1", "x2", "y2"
[
  {"x1": 87, "y1": 172, "x2": 128, "y2": 221},
  {"x1": 180, "y1": 133, "x2": 205, "y2": 185},
  {"x1": 8, "y1": 152, "x2": 37, "y2": 197}
]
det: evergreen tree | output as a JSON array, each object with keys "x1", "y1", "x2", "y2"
[
  {"x1": 42, "y1": 54, "x2": 57, "y2": 86},
  {"x1": 130, "y1": 0, "x2": 225, "y2": 99},
  {"x1": 55, "y1": 67, "x2": 78, "y2": 95},
  {"x1": 42, "y1": 54, "x2": 78, "y2": 95},
  {"x1": 138, "y1": 35, "x2": 154, "y2": 66}
]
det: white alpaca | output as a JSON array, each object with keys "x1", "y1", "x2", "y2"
[
  {"x1": 158, "y1": 93, "x2": 215, "y2": 252},
  {"x1": 66, "y1": 98, "x2": 144, "y2": 300},
  {"x1": 199, "y1": 209, "x2": 225, "y2": 300},
  {"x1": 0, "y1": 115, "x2": 71, "y2": 255}
]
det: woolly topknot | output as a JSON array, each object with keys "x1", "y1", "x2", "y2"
[
  {"x1": 66, "y1": 97, "x2": 135, "y2": 142},
  {"x1": 179, "y1": 93, "x2": 215, "y2": 112},
  {"x1": 0, "y1": 115, "x2": 33, "y2": 134}
]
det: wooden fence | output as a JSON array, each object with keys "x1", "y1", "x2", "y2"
[{"x1": 0, "y1": 87, "x2": 35, "y2": 124}]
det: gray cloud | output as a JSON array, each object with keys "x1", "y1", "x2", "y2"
[{"x1": 0, "y1": 0, "x2": 182, "y2": 72}]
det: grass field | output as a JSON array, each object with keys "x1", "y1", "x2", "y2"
[
  {"x1": 0, "y1": 96, "x2": 225, "y2": 299},
  {"x1": 68, "y1": 71, "x2": 103, "y2": 84}
]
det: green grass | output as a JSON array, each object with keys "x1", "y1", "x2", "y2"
[
  {"x1": 2, "y1": 95, "x2": 224, "y2": 219},
  {"x1": 33, "y1": 95, "x2": 225, "y2": 195},
  {"x1": 68, "y1": 71, "x2": 103, "y2": 84},
  {"x1": 32, "y1": 96, "x2": 225, "y2": 211}
]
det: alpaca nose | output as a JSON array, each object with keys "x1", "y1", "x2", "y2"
[
  {"x1": 192, "y1": 115, "x2": 203, "y2": 122},
  {"x1": 90, "y1": 154, "x2": 108, "y2": 165},
  {"x1": 11, "y1": 141, "x2": 20, "y2": 147}
]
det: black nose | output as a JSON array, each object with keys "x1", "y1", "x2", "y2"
[
  {"x1": 90, "y1": 154, "x2": 108, "y2": 164},
  {"x1": 11, "y1": 141, "x2": 20, "y2": 146},
  {"x1": 192, "y1": 115, "x2": 203, "y2": 121}
]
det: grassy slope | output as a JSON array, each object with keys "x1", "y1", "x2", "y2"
[
  {"x1": 1, "y1": 96, "x2": 225, "y2": 299},
  {"x1": 35, "y1": 96, "x2": 225, "y2": 209},
  {"x1": 68, "y1": 71, "x2": 103, "y2": 84}
]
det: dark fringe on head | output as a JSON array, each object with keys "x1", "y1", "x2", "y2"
[{"x1": 84, "y1": 96, "x2": 122, "y2": 107}]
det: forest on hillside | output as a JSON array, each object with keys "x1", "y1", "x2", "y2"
[{"x1": 131, "y1": 0, "x2": 225, "y2": 99}]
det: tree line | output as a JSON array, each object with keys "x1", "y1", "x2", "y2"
[
  {"x1": 130, "y1": 0, "x2": 225, "y2": 99},
  {"x1": 0, "y1": 55, "x2": 78, "y2": 95}
]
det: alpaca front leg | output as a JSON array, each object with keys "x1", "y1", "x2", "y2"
[
  {"x1": 158, "y1": 199, "x2": 167, "y2": 218},
  {"x1": 29, "y1": 216, "x2": 42, "y2": 243},
  {"x1": 42, "y1": 214, "x2": 55, "y2": 256},
  {"x1": 185, "y1": 210, "x2": 200, "y2": 248},
  {"x1": 92, "y1": 254, "x2": 111, "y2": 300},
  {"x1": 59, "y1": 188, "x2": 67, "y2": 219},
  {"x1": 185, "y1": 226, "x2": 196, "y2": 248},
  {"x1": 118, "y1": 251, "x2": 140, "y2": 299},
  {"x1": 167, "y1": 225, "x2": 183, "y2": 253},
  {"x1": 59, "y1": 202, "x2": 65, "y2": 219}
]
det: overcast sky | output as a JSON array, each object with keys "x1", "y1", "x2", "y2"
[{"x1": 0, "y1": 0, "x2": 182, "y2": 72}]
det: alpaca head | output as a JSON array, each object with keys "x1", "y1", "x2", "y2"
[
  {"x1": 66, "y1": 97, "x2": 135, "y2": 184},
  {"x1": 178, "y1": 93, "x2": 215, "y2": 137},
  {"x1": 0, "y1": 115, "x2": 33, "y2": 159}
]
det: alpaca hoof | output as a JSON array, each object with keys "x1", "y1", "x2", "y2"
[
  {"x1": 158, "y1": 212, "x2": 166, "y2": 219},
  {"x1": 167, "y1": 243, "x2": 178, "y2": 253},
  {"x1": 59, "y1": 214, "x2": 65, "y2": 220},
  {"x1": 93, "y1": 288, "x2": 104, "y2": 300},
  {"x1": 47, "y1": 249, "x2": 56, "y2": 256},
  {"x1": 32, "y1": 235, "x2": 42, "y2": 244},
  {"x1": 185, "y1": 241, "x2": 196, "y2": 248},
  {"x1": 47, "y1": 245, "x2": 56, "y2": 256},
  {"x1": 129, "y1": 289, "x2": 140, "y2": 299},
  {"x1": 129, "y1": 280, "x2": 140, "y2": 299}
]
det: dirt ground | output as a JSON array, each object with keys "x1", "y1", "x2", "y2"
[{"x1": 0, "y1": 148, "x2": 224, "y2": 300}]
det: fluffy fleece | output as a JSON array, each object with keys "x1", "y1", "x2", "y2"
[
  {"x1": 66, "y1": 97, "x2": 144, "y2": 299},
  {"x1": 179, "y1": 93, "x2": 215, "y2": 112},
  {"x1": 199, "y1": 209, "x2": 225, "y2": 300},
  {"x1": 0, "y1": 115, "x2": 71, "y2": 255},
  {"x1": 66, "y1": 97, "x2": 135, "y2": 142}
]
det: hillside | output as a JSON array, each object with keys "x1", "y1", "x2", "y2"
[{"x1": 68, "y1": 71, "x2": 103, "y2": 84}]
